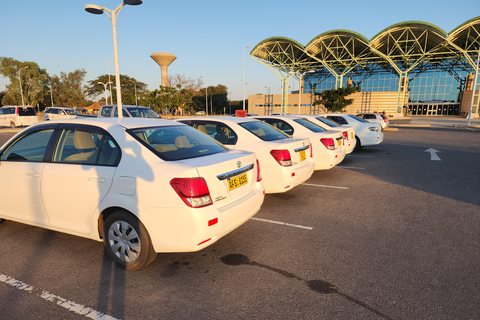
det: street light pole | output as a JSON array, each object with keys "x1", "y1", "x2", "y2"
[
  {"x1": 130, "y1": 79, "x2": 137, "y2": 106},
  {"x1": 243, "y1": 46, "x2": 250, "y2": 110},
  {"x1": 201, "y1": 76, "x2": 208, "y2": 115},
  {"x1": 108, "y1": 59, "x2": 114, "y2": 104},
  {"x1": 85, "y1": 0, "x2": 142, "y2": 120},
  {"x1": 98, "y1": 82, "x2": 113, "y2": 103},
  {"x1": 298, "y1": 70, "x2": 314, "y2": 114},
  {"x1": 18, "y1": 66, "x2": 28, "y2": 106},
  {"x1": 468, "y1": 42, "x2": 480, "y2": 126}
]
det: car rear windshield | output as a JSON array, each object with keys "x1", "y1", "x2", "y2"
[
  {"x1": 294, "y1": 118, "x2": 326, "y2": 132},
  {"x1": 315, "y1": 117, "x2": 340, "y2": 127},
  {"x1": 239, "y1": 121, "x2": 289, "y2": 141},
  {"x1": 347, "y1": 115, "x2": 368, "y2": 123},
  {"x1": 19, "y1": 108, "x2": 37, "y2": 116},
  {"x1": 128, "y1": 125, "x2": 227, "y2": 161}
]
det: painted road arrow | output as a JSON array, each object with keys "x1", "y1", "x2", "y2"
[{"x1": 425, "y1": 148, "x2": 441, "y2": 161}]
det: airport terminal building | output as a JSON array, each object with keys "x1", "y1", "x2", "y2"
[{"x1": 248, "y1": 17, "x2": 480, "y2": 117}]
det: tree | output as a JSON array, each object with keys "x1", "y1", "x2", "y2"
[
  {"x1": 86, "y1": 74, "x2": 147, "y2": 106},
  {"x1": 195, "y1": 84, "x2": 229, "y2": 115},
  {"x1": 53, "y1": 70, "x2": 88, "y2": 109},
  {"x1": 313, "y1": 86, "x2": 361, "y2": 113},
  {"x1": 0, "y1": 57, "x2": 49, "y2": 107}
]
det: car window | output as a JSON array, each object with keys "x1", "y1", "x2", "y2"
[
  {"x1": 293, "y1": 118, "x2": 326, "y2": 133},
  {"x1": 64, "y1": 109, "x2": 76, "y2": 115},
  {"x1": 19, "y1": 108, "x2": 36, "y2": 116},
  {"x1": 101, "y1": 107, "x2": 112, "y2": 117},
  {"x1": 326, "y1": 116, "x2": 348, "y2": 125},
  {"x1": 2, "y1": 107, "x2": 15, "y2": 115},
  {"x1": 257, "y1": 118, "x2": 295, "y2": 135},
  {"x1": 54, "y1": 129, "x2": 103, "y2": 165},
  {"x1": 126, "y1": 107, "x2": 160, "y2": 118},
  {"x1": 347, "y1": 114, "x2": 368, "y2": 123},
  {"x1": 315, "y1": 117, "x2": 340, "y2": 127},
  {"x1": 191, "y1": 122, "x2": 238, "y2": 145},
  {"x1": 128, "y1": 125, "x2": 227, "y2": 161},
  {"x1": 364, "y1": 114, "x2": 376, "y2": 119},
  {"x1": 238, "y1": 121, "x2": 289, "y2": 141},
  {"x1": 0, "y1": 129, "x2": 55, "y2": 162},
  {"x1": 113, "y1": 108, "x2": 129, "y2": 117},
  {"x1": 48, "y1": 108, "x2": 58, "y2": 114}
]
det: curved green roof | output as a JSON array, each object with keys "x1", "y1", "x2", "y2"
[{"x1": 251, "y1": 17, "x2": 480, "y2": 76}]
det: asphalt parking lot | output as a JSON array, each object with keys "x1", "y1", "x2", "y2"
[{"x1": 0, "y1": 118, "x2": 479, "y2": 320}]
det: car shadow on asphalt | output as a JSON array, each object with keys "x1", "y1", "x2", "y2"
[{"x1": 220, "y1": 253, "x2": 394, "y2": 320}]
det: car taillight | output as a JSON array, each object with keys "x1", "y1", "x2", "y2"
[
  {"x1": 256, "y1": 159, "x2": 262, "y2": 182},
  {"x1": 310, "y1": 143, "x2": 313, "y2": 158},
  {"x1": 270, "y1": 149, "x2": 292, "y2": 166},
  {"x1": 320, "y1": 138, "x2": 335, "y2": 150},
  {"x1": 170, "y1": 177, "x2": 212, "y2": 208},
  {"x1": 342, "y1": 131, "x2": 348, "y2": 140}
]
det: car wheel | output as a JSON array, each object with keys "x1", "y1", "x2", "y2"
[
  {"x1": 10, "y1": 122, "x2": 16, "y2": 128},
  {"x1": 0, "y1": 219, "x2": 5, "y2": 224},
  {"x1": 354, "y1": 136, "x2": 362, "y2": 151},
  {"x1": 103, "y1": 211, "x2": 157, "y2": 270}
]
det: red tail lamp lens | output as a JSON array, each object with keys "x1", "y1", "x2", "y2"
[
  {"x1": 320, "y1": 138, "x2": 335, "y2": 150},
  {"x1": 342, "y1": 131, "x2": 348, "y2": 140},
  {"x1": 256, "y1": 159, "x2": 262, "y2": 182},
  {"x1": 270, "y1": 149, "x2": 292, "y2": 166},
  {"x1": 170, "y1": 177, "x2": 212, "y2": 208},
  {"x1": 310, "y1": 143, "x2": 313, "y2": 158}
]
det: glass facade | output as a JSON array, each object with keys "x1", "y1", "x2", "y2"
[{"x1": 304, "y1": 70, "x2": 466, "y2": 104}]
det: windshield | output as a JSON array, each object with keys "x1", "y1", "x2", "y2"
[
  {"x1": 348, "y1": 114, "x2": 368, "y2": 123},
  {"x1": 294, "y1": 118, "x2": 326, "y2": 132},
  {"x1": 315, "y1": 117, "x2": 340, "y2": 127},
  {"x1": 126, "y1": 107, "x2": 160, "y2": 118},
  {"x1": 128, "y1": 125, "x2": 227, "y2": 161},
  {"x1": 239, "y1": 121, "x2": 289, "y2": 141}
]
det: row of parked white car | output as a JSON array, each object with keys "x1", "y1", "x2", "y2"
[{"x1": 0, "y1": 109, "x2": 383, "y2": 270}]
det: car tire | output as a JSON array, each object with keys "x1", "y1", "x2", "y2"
[
  {"x1": 10, "y1": 122, "x2": 16, "y2": 128},
  {"x1": 0, "y1": 219, "x2": 5, "y2": 224},
  {"x1": 354, "y1": 136, "x2": 362, "y2": 151},
  {"x1": 103, "y1": 211, "x2": 157, "y2": 270}
]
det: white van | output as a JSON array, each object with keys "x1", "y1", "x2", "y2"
[{"x1": 0, "y1": 106, "x2": 39, "y2": 128}]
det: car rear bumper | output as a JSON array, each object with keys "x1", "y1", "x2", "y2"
[
  {"x1": 140, "y1": 183, "x2": 265, "y2": 253},
  {"x1": 262, "y1": 159, "x2": 314, "y2": 193}
]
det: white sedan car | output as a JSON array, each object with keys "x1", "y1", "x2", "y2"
[
  {"x1": 44, "y1": 107, "x2": 77, "y2": 121},
  {"x1": 356, "y1": 113, "x2": 390, "y2": 129},
  {"x1": 295, "y1": 114, "x2": 356, "y2": 154},
  {"x1": 253, "y1": 115, "x2": 345, "y2": 170},
  {"x1": 177, "y1": 117, "x2": 314, "y2": 194},
  {"x1": 318, "y1": 113, "x2": 383, "y2": 150},
  {"x1": 0, "y1": 118, "x2": 264, "y2": 270}
]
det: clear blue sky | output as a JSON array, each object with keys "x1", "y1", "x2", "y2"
[{"x1": 1, "y1": 0, "x2": 478, "y2": 101}]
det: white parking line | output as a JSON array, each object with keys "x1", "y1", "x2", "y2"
[
  {"x1": 347, "y1": 154, "x2": 375, "y2": 158},
  {"x1": 251, "y1": 217, "x2": 313, "y2": 230},
  {"x1": 302, "y1": 183, "x2": 348, "y2": 190},
  {"x1": 335, "y1": 166, "x2": 365, "y2": 170},
  {"x1": 0, "y1": 273, "x2": 119, "y2": 320}
]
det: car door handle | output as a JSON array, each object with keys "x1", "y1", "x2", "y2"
[
  {"x1": 25, "y1": 171, "x2": 40, "y2": 178},
  {"x1": 87, "y1": 177, "x2": 106, "y2": 183}
]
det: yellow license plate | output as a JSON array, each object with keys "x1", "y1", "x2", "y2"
[
  {"x1": 299, "y1": 150, "x2": 306, "y2": 161},
  {"x1": 228, "y1": 173, "x2": 248, "y2": 191},
  {"x1": 351, "y1": 132, "x2": 354, "y2": 139},
  {"x1": 337, "y1": 139, "x2": 342, "y2": 146}
]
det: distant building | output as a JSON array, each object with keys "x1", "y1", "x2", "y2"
[{"x1": 250, "y1": 17, "x2": 480, "y2": 117}]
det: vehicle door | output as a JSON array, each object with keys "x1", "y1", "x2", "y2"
[
  {"x1": 41, "y1": 125, "x2": 120, "y2": 235},
  {"x1": 0, "y1": 127, "x2": 56, "y2": 225}
]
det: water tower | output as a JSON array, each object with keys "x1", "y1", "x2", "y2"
[{"x1": 150, "y1": 52, "x2": 177, "y2": 87}]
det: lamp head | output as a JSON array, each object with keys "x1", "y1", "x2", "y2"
[
  {"x1": 85, "y1": 4, "x2": 104, "y2": 14},
  {"x1": 124, "y1": 0, "x2": 142, "y2": 5}
]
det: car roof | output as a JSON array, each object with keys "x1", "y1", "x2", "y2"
[
  {"x1": 30, "y1": 117, "x2": 182, "y2": 130},
  {"x1": 103, "y1": 105, "x2": 150, "y2": 109},
  {"x1": 178, "y1": 116, "x2": 262, "y2": 125}
]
